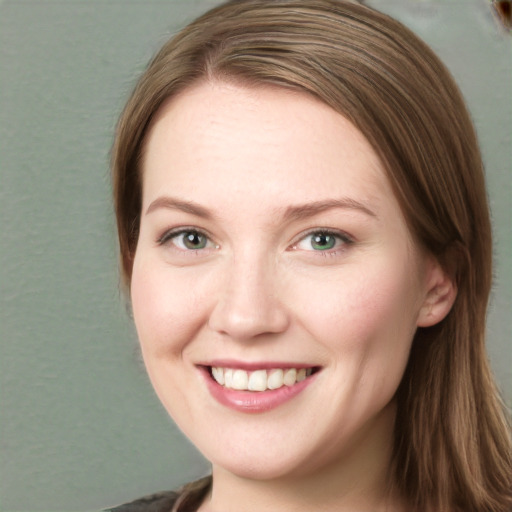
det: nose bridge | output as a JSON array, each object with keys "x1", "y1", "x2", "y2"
[{"x1": 208, "y1": 246, "x2": 289, "y2": 340}]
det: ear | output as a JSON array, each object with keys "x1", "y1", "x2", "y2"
[{"x1": 417, "y1": 257, "x2": 457, "y2": 328}]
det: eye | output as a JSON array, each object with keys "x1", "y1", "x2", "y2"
[
  {"x1": 158, "y1": 229, "x2": 217, "y2": 251},
  {"x1": 293, "y1": 230, "x2": 352, "y2": 252}
]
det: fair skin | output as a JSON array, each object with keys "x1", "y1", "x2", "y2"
[{"x1": 130, "y1": 81, "x2": 455, "y2": 512}]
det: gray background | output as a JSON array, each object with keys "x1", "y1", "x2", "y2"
[{"x1": 1, "y1": 1, "x2": 510, "y2": 510}]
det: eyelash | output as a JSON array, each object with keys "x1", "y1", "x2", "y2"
[
  {"x1": 157, "y1": 227, "x2": 217, "y2": 252},
  {"x1": 291, "y1": 229, "x2": 354, "y2": 255},
  {"x1": 157, "y1": 227, "x2": 354, "y2": 256}
]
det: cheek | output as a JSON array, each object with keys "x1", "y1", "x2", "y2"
[
  {"x1": 129, "y1": 258, "x2": 211, "y2": 420},
  {"x1": 130, "y1": 258, "x2": 207, "y2": 357},
  {"x1": 296, "y1": 259, "x2": 422, "y2": 360}
]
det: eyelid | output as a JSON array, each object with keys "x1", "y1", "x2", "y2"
[
  {"x1": 290, "y1": 228, "x2": 354, "y2": 251},
  {"x1": 156, "y1": 226, "x2": 353, "y2": 253},
  {"x1": 157, "y1": 226, "x2": 218, "y2": 249}
]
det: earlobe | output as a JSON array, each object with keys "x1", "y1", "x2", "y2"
[{"x1": 417, "y1": 258, "x2": 457, "y2": 328}]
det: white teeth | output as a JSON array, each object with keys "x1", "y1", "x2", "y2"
[
  {"x1": 211, "y1": 366, "x2": 314, "y2": 391},
  {"x1": 248, "y1": 370, "x2": 267, "y2": 391},
  {"x1": 224, "y1": 368, "x2": 233, "y2": 388},
  {"x1": 211, "y1": 367, "x2": 225, "y2": 385},
  {"x1": 232, "y1": 369, "x2": 249, "y2": 390},
  {"x1": 283, "y1": 368, "x2": 297, "y2": 386},
  {"x1": 267, "y1": 369, "x2": 284, "y2": 390}
]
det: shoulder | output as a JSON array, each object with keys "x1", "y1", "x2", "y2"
[{"x1": 105, "y1": 490, "x2": 179, "y2": 512}]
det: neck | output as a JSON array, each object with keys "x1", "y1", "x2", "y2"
[{"x1": 199, "y1": 402, "x2": 405, "y2": 512}]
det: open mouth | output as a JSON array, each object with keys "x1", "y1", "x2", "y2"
[{"x1": 206, "y1": 366, "x2": 320, "y2": 392}]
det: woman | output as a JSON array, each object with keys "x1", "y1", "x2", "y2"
[{"x1": 109, "y1": 1, "x2": 512, "y2": 511}]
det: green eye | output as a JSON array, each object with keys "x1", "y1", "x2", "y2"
[
  {"x1": 293, "y1": 230, "x2": 352, "y2": 253},
  {"x1": 311, "y1": 233, "x2": 336, "y2": 251},
  {"x1": 310, "y1": 233, "x2": 336, "y2": 251},
  {"x1": 159, "y1": 229, "x2": 214, "y2": 251},
  {"x1": 181, "y1": 231, "x2": 208, "y2": 250}
]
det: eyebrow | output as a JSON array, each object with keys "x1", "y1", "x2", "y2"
[
  {"x1": 145, "y1": 196, "x2": 377, "y2": 221},
  {"x1": 146, "y1": 197, "x2": 213, "y2": 218},
  {"x1": 281, "y1": 198, "x2": 377, "y2": 222}
]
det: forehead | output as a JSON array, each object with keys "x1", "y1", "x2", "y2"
[{"x1": 141, "y1": 81, "x2": 395, "y2": 217}]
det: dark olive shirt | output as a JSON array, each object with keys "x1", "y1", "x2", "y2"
[{"x1": 105, "y1": 477, "x2": 211, "y2": 512}]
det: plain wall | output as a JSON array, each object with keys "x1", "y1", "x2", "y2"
[{"x1": 1, "y1": 1, "x2": 510, "y2": 510}]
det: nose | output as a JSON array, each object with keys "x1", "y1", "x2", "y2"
[{"x1": 208, "y1": 253, "x2": 290, "y2": 341}]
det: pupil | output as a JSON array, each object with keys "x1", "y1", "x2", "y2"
[
  {"x1": 312, "y1": 233, "x2": 335, "y2": 250},
  {"x1": 184, "y1": 232, "x2": 205, "y2": 249}
]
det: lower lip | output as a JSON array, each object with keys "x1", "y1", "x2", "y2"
[{"x1": 200, "y1": 368, "x2": 317, "y2": 413}]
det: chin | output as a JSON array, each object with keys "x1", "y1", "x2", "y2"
[{"x1": 212, "y1": 454, "x2": 309, "y2": 481}]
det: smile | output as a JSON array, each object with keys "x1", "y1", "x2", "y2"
[
  {"x1": 200, "y1": 363, "x2": 320, "y2": 412},
  {"x1": 210, "y1": 367, "x2": 314, "y2": 391}
]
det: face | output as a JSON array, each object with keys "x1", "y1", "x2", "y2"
[{"x1": 131, "y1": 81, "x2": 436, "y2": 481}]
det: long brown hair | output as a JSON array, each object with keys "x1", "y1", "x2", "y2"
[{"x1": 111, "y1": 1, "x2": 512, "y2": 510}]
